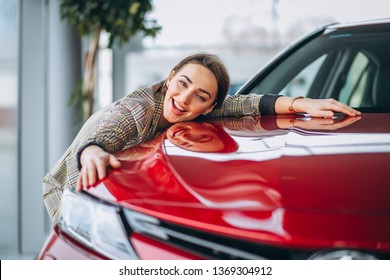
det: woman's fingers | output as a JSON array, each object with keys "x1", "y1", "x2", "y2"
[
  {"x1": 96, "y1": 158, "x2": 108, "y2": 180},
  {"x1": 109, "y1": 154, "x2": 122, "y2": 169},
  {"x1": 87, "y1": 162, "x2": 98, "y2": 186},
  {"x1": 76, "y1": 174, "x2": 83, "y2": 192},
  {"x1": 82, "y1": 164, "x2": 89, "y2": 189},
  {"x1": 304, "y1": 98, "x2": 361, "y2": 118},
  {"x1": 77, "y1": 146, "x2": 121, "y2": 191},
  {"x1": 325, "y1": 99, "x2": 361, "y2": 117}
]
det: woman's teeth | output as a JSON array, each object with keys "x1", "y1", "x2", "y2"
[{"x1": 173, "y1": 100, "x2": 186, "y2": 112}]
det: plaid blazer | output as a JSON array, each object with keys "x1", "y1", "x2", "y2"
[{"x1": 42, "y1": 81, "x2": 263, "y2": 223}]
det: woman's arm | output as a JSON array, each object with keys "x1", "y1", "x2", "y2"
[
  {"x1": 73, "y1": 99, "x2": 146, "y2": 190},
  {"x1": 207, "y1": 94, "x2": 263, "y2": 118},
  {"x1": 211, "y1": 94, "x2": 360, "y2": 118}
]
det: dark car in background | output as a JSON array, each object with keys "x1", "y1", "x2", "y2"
[{"x1": 38, "y1": 18, "x2": 390, "y2": 260}]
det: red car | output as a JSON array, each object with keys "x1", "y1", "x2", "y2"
[{"x1": 38, "y1": 18, "x2": 390, "y2": 260}]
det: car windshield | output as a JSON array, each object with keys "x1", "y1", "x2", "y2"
[{"x1": 247, "y1": 24, "x2": 390, "y2": 112}]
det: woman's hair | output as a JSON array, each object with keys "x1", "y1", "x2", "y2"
[{"x1": 169, "y1": 53, "x2": 230, "y2": 108}]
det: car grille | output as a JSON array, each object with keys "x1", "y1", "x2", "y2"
[
  {"x1": 154, "y1": 220, "x2": 313, "y2": 260},
  {"x1": 122, "y1": 209, "x2": 312, "y2": 260}
]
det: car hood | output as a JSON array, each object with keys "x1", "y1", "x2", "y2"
[{"x1": 87, "y1": 114, "x2": 390, "y2": 250}]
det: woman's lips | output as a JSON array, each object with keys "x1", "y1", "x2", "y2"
[{"x1": 171, "y1": 99, "x2": 187, "y2": 115}]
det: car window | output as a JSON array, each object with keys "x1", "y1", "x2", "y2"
[
  {"x1": 247, "y1": 27, "x2": 390, "y2": 110},
  {"x1": 279, "y1": 55, "x2": 327, "y2": 98},
  {"x1": 339, "y1": 52, "x2": 374, "y2": 107}
]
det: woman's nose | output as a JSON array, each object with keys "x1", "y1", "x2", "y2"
[{"x1": 181, "y1": 90, "x2": 192, "y2": 105}]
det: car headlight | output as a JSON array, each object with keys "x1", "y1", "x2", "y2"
[
  {"x1": 309, "y1": 249, "x2": 377, "y2": 260},
  {"x1": 58, "y1": 189, "x2": 137, "y2": 259}
]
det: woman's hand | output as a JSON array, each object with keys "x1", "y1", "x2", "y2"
[
  {"x1": 275, "y1": 97, "x2": 361, "y2": 117},
  {"x1": 296, "y1": 97, "x2": 361, "y2": 117},
  {"x1": 76, "y1": 145, "x2": 121, "y2": 191}
]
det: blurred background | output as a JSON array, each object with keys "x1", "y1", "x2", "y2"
[{"x1": 0, "y1": 0, "x2": 389, "y2": 259}]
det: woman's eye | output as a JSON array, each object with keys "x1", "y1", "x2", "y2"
[
  {"x1": 179, "y1": 81, "x2": 186, "y2": 87},
  {"x1": 197, "y1": 95, "x2": 206, "y2": 102}
]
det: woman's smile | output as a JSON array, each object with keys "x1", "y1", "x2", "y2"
[{"x1": 171, "y1": 98, "x2": 187, "y2": 113}]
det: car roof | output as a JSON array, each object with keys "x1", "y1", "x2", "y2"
[{"x1": 325, "y1": 17, "x2": 390, "y2": 30}]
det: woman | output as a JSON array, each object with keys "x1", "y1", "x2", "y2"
[{"x1": 42, "y1": 53, "x2": 360, "y2": 223}]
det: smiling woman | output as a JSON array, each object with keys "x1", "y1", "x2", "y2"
[{"x1": 42, "y1": 52, "x2": 359, "y2": 224}]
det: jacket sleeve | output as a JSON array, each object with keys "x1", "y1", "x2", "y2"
[
  {"x1": 208, "y1": 94, "x2": 262, "y2": 118},
  {"x1": 75, "y1": 92, "x2": 157, "y2": 168},
  {"x1": 207, "y1": 93, "x2": 281, "y2": 118},
  {"x1": 79, "y1": 101, "x2": 139, "y2": 153}
]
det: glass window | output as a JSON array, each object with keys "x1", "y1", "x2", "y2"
[
  {"x1": 339, "y1": 52, "x2": 372, "y2": 107},
  {"x1": 0, "y1": 0, "x2": 18, "y2": 258},
  {"x1": 279, "y1": 55, "x2": 327, "y2": 98},
  {"x1": 247, "y1": 28, "x2": 390, "y2": 110}
]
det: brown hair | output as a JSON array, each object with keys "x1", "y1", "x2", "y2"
[{"x1": 169, "y1": 53, "x2": 230, "y2": 108}]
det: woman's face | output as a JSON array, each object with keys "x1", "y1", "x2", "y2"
[{"x1": 162, "y1": 63, "x2": 218, "y2": 124}]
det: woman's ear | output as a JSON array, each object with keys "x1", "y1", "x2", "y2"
[{"x1": 166, "y1": 70, "x2": 175, "y2": 87}]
